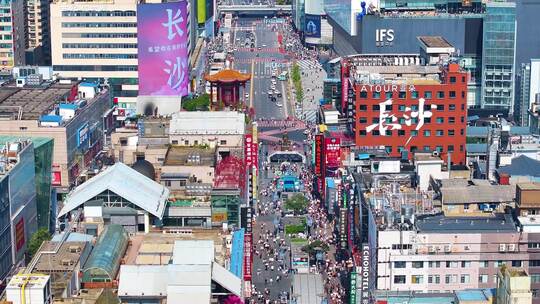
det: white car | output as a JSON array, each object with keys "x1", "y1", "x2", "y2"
[
  {"x1": 274, "y1": 90, "x2": 279, "y2": 94},
  {"x1": 276, "y1": 103, "x2": 283, "y2": 107},
  {"x1": 245, "y1": 93, "x2": 249, "y2": 98},
  {"x1": 268, "y1": 90, "x2": 273, "y2": 95}
]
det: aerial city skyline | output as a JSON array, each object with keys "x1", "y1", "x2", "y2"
[{"x1": 0, "y1": 0, "x2": 539, "y2": 303}]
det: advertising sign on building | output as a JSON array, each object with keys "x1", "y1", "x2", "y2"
[
  {"x1": 76, "y1": 123, "x2": 89, "y2": 148},
  {"x1": 15, "y1": 218, "x2": 25, "y2": 251},
  {"x1": 305, "y1": 14, "x2": 321, "y2": 38},
  {"x1": 339, "y1": 208, "x2": 348, "y2": 248},
  {"x1": 325, "y1": 137, "x2": 341, "y2": 176},
  {"x1": 137, "y1": 2, "x2": 189, "y2": 96},
  {"x1": 240, "y1": 206, "x2": 253, "y2": 234},
  {"x1": 358, "y1": 244, "x2": 371, "y2": 304},
  {"x1": 350, "y1": 270, "x2": 357, "y2": 304},
  {"x1": 314, "y1": 135, "x2": 324, "y2": 177},
  {"x1": 245, "y1": 134, "x2": 254, "y2": 168},
  {"x1": 243, "y1": 233, "x2": 253, "y2": 281}
]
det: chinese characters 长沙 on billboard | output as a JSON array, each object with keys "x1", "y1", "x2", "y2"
[
  {"x1": 137, "y1": 2, "x2": 189, "y2": 96},
  {"x1": 305, "y1": 14, "x2": 321, "y2": 38}
]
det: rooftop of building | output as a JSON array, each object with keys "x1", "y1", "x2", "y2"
[
  {"x1": 31, "y1": 241, "x2": 88, "y2": 272},
  {"x1": 0, "y1": 139, "x2": 34, "y2": 177},
  {"x1": 418, "y1": 36, "x2": 453, "y2": 48},
  {"x1": 169, "y1": 111, "x2": 245, "y2": 135},
  {"x1": 0, "y1": 80, "x2": 77, "y2": 120},
  {"x1": 415, "y1": 213, "x2": 517, "y2": 233},
  {"x1": 164, "y1": 146, "x2": 216, "y2": 167},
  {"x1": 6, "y1": 274, "x2": 50, "y2": 289},
  {"x1": 497, "y1": 155, "x2": 540, "y2": 178},
  {"x1": 517, "y1": 182, "x2": 540, "y2": 191},
  {"x1": 433, "y1": 178, "x2": 516, "y2": 204},
  {"x1": 205, "y1": 69, "x2": 251, "y2": 83}
]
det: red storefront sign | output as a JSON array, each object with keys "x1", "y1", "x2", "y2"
[
  {"x1": 324, "y1": 137, "x2": 341, "y2": 167},
  {"x1": 243, "y1": 232, "x2": 253, "y2": 281},
  {"x1": 52, "y1": 164, "x2": 62, "y2": 186},
  {"x1": 245, "y1": 135, "x2": 253, "y2": 168},
  {"x1": 314, "y1": 135, "x2": 323, "y2": 177}
]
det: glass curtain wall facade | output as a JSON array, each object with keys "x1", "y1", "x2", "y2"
[
  {"x1": 292, "y1": 0, "x2": 306, "y2": 32},
  {"x1": 517, "y1": 63, "x2": 531, "y2": 126},
  {"x1": 0, "y1": 177, "x2": 12, "y2": 282},
  {"x1": 481, "y1": 2, "x2": 516, "y2": 112}
]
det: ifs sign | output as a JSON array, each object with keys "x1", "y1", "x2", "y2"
[{"x1": 375, "y1": 29, "x2": 394, "y2": 47}]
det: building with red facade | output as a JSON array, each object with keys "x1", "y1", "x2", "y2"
[{"x1": 345, "y1": 62, "x2": 468, "y2": 165}]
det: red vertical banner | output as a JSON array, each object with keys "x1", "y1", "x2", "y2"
[
  {"x1": 243, "y1": 233, "x2": 253, "y2": 281},
  {"x1": 324, "y1": 137, "x2": 341, "y2": 177},
  {"x1": 314, "y1": 135, "x2": 323, "y2": 177},
  {"x1": 245, "y1": 135, "x2": 253, "y2": 167},
  {"x1": 341, "y1": 62, "x2": 349, "y2": 112},
  {"x1": 252, "y1": 142, "x2": 258, "y2": 171}
]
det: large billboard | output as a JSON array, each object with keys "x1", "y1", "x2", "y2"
[
  {"x1": 137, "y1": 2, "x2": 189, "y2": 96},
  {"x1": 305, "y1": 14, "x2": 321, "y2": 38}
]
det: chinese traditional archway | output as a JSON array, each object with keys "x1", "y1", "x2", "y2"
[{"x1": 204, "y1": 69, "x2": 251, "y2": 108}]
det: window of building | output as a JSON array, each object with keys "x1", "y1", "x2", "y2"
[
  {"x1": 385, "y1": 130, "x2": 392, "y2": 136},
  {"x1": 446, "y1": 261, "x2": 459, "y2": 268},
  {"x1": 359, "y1": 105, "x2": 367, "y2": 111},
  {"x1": 398, "y1": 105, "x2": 406, "y2": 111},
  {"x1": 398, "y1": 146, "x2": 405, "y2": 152},
  {"x1": 412, "y1": 261, "x2": 424, "y2": 268},
  {"x1": 448, "y1": 145, "x2": 455, "y2": 152},
  {"x1": 423, "y1": 146, "x2": 431, "y2": 152},
  {"x1": 437, "y1": 104, "x2": 445, "y2": 111},
  {"x1": 424, "y1": 91, "x2": 432, "y2": 99},
  {"x1": 398, "y1": 130, "x2": 405, "y2": 136},
  {"x1": 220, "y1": 140, "x2": 227, "y2": 145},
  {"x1": 450, "y1": 76, "x2": 456, "y2": 83},
  {"x1": 449, "y1": 91, "x2": 456, "y2": 98},
  {"x1": 385, "y1": 146, "x2": 393, "y2": 153},
  {"x1": 530, "y1": 261, "x2": 540, "y2": 267},
  {"x1": 436, "y1": 130, "x2": 444, "y2": 136},
  {"x1": 360, "y1": 91, "x2": 368, "y2": 98},
  {"x1": 529, "y1": 243, "x2": 540, "y2": 249},
  {"x1": 164, "y1": 180, "x2": 171, "y2": 187},
  {"x1": 461, "y1": 116, "x2": 465, "y2": 123},
  {"x1": 399, "y1": 117, "x2": 406, "y2": 124},
  {"x1": 512, "y1": 260, "x2": 522, "y2": 267},
  {"x1": 411, "y1": 130, "x2": 418, "y2": 137},
  {"x1": 385, "y1": 117, "x2": 393, "y2": 123},
  {"x1": 531, "y1": 274, "x2": 540, "y2": 283},
  {"x1": 386, "y1": 104, "x2": 393, "y2": 111},
  {"x1": 448, "y1": 130, "x2": 455, "y2": 136},
  {"x1": 394, "y1": 261, "x2": 406, "y2": 268},
  {"x1": 462, "y1": 76, "x2": 466, "y2": 83},
  {"x1": 460, "y1": 145, "x2": 464, "y2": 152},
  {"x1": 372, "y1": 117, "x2": 380, "y2": 124},
  {"x1": 428, "y1": 275, "x2": 440, "y2": 284},
  {"x1": 461, "y1": 104, "x2": 465, "y2": 110},
  {"x1": 184, "y1": 140, "x2": 189, "y2": 145},
  {"x1": 494, "y1": 261, "x2": 506, "y2": 267},
  {"x1": 460, "y1": 275, "x2": 470, "y2": 284},
  {"x1": 423, "y1": 130, "x2": 431, "y2": 137},
  {"x1": 359, "y1": 130, "x2": 367, "y2": 136},
  {"x1": 359, "y1": 117, "x2": 367, "y2": 123},
  {"x1": 533, "y1": 289, "x2": 540, "y2": 298},
  {"x1": 436, "y1": 117, "x2": 444, "y2": 124},
  {"x1": 179, "y1": 180, "x2": 186, "y2": 187},
  {"x1": 428, "y1": 261, "x2": 441, "y2": 268},
  {"x1": 480, "y1": 261, "x2": 489, "y2": 268},
  {"x1": 461, "y1": 261, "x2": 471, "y2": 268},
  {"x1": 425, "y1": 117, "x2": 431, "y2": 124},
  {"x1": 436, "y1": 146, "x2": 443, "y2": 153},
  {"x1": 445, "y1": 275, "x2": 457, "y2": 283},
  {"x1": 411, "y1": 146, "x2": 418, "y2": 153},
  {"x1": 464, "y1": 204, "x2": 469, "y2": 210},
  {"x1": 411, "y1": 117, "x2": 418, "y2": 124},
  {"x1": 194, "y1": 140, "x2": 199, "y2": 145},
  {"x1": 411, "y1": 275, "x2": 424, "y2": 284},
  {"x1": 437, "y1": 91, "x2": 445, "y2": 99},
  {"x1": 373, "y1": 92, "x2": 381, "y2": 98},
  {"x1": 394, "y1": 275, "x2": 406, "y2": 284},
  {"x1": 411, "y1": 105, "x2": 418, "y2": 111},
  {"x1": 391, "y1": 244, "x2": 413, "y2": 250},
  {"x1": 411, "y1": 91, "x2": 419, "y2": 99},
  {"x1": 479, "y1": 274, "x2": 488, "y2": 284},
  {"x1": 449, "y1": 104, "x2": 456, "y2": 111},
  {"x1": 172, "y1": 140, "x2": 178, "y2": 145},
  {"x1": 449, "y1": 117, "x2": 455, "y2": 124},
  {"x1": 385, "y1": 92, "x2": 393, "y2": 99},
  {"x1": 373, "y1": 130, "x2": 380, "y2": 136},
  {"x1": 398, "y1": 91, "x2": 406, "y2": 99},
  {"x1": 373, "y1": 104, "x2": 380, "y2": 111}
]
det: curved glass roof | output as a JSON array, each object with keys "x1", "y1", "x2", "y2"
[{"x1": 82, "y1": 225, "x2": 128, "y2": 282}]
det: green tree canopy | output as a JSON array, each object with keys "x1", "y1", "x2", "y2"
[
  {"x1": 28, "y1": 228, "x2": 51, "y2": 258},
  {"x1": 284, "y1": 193, "x2": 309, "y2": 214},
  {"x1": 182, "y1": 94, "x2": 210, "y2": 111}
]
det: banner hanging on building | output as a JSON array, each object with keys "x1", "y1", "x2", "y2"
[
  {"x1": 243, "y1": 233, "x2": 253, "y2": 281},
  {"x1": 305, "y1": 14, "x2": 321, "y2": 38},
  {"x1": 137, "y1": 2, "x2": 189, "y2": 96},
  {"x1": 314, "y1": 135, "x2": 324, "y2": 177}
]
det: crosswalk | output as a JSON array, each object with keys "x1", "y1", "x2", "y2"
[
  {"x1": 234, "y1": 57, "x2": 288, "y2": 64},
  {"x1": 231, "y1": 26, "x2": 255, "y2": 31},
  {"x1": 303, "y1": 109, "x2": 318, "y2": 123},
  {"x1": 296, "y1": 59, "x2": 321, "y2": 71},
  {"x1": 256, "y1": 120, "x2": 305, "y2": 128},
  {"x1": 236, "y1": 47, "x2": 283, "y2": 53}
]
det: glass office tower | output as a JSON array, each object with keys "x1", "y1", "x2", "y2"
[{"x1": 481, "y1": 2, "x2": 516, "y2": 112}]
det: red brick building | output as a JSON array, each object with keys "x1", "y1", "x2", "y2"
[{"x1": 350, "y1": 63, "x2": 467, "y2": 165}]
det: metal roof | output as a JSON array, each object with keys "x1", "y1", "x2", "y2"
[
  {"x1": 466, "y1": 126, "x2": 489, "y2": 137},
  {"x1": 82, "y1": 225, "x2": 129, "y2": 282},
  {"x1": 169, "y1": 111, "x2": 245, "y2": 135},
  {"x1": 466, "y1": 143, "x2": 488, "y2": 154},
  {"x1": 416, "y1": 214, "x2": 518, "y2": 233},
  {"x1": 211, "y1": 262, "x2": 242, "y2": 296},
  {"x1": 172, "y1": 240, "x2": 214, "y2": 265},
  {"x1": 58, "y1": 162, "x2": 169, "y2": 219},
  {"x1": 497, "y1": 155, "x2": 540, "y2": 177},
  {"x1": 441, "y1": 185, "x2": 515, "y2": 204}
]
